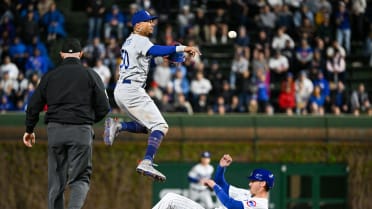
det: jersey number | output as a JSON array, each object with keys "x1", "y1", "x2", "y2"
[{"x1": 121, "y1": 50, "x2": 129, "y2": 69}]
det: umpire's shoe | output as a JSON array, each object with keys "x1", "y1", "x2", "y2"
[
  {"x1": 103, "y1": 117, "x2": 121, "y2": 145},
  {"x1": 136, "y1": 159, "x2": 166, "y2": 182}
]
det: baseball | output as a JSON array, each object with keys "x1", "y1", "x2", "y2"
[{"x1": 228, "y1": 30, "x2": 237, "y2": 39}]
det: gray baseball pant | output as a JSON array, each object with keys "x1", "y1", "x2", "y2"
[{"x1": 47, "y1": 122, "x2": 93, "y2": 209}]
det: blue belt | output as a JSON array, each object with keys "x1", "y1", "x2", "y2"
[
  {"x1": 122, "y1": 79, "x2": 146, "y2": 88},
  {"x1": 122, "y1": 79, "x2": 132, "y2": 84}
]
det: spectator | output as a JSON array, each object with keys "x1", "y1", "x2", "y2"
[
  {"x1": 24, "y1": 48, "x2": 49, "y2": 78},
  {"x1": 174, "y1": 93, "x2": 193, "y2": 115},
  {"x1": 193, "y1": 8, "x2": 209, "y2": 42},
  {"x1": 251, "y1": 48, "x2": 269, "y2": 83},
  {"x1": 230, "y1": 95, "x2": 243, "y2": 113},
  {"x1": 20, "y1": 10, "x2": 40, "y2": 44},
  {"x1": 295, "y1": 39, "x2": 314, "y2": 71},
  {"x1": 83, "y1": 37, "x2": 106, "y2": 66},
  {"x1": 234, "y1": 25, "x2": 250, "y2": 59},
  {"x1": 213, "y1": 95, "x2": 229, "y2": 115},
  {"x1": 351, "y1": 0, "x2": 366, "y2": 41},
  {"x1": 272, "y1": 26, "x2": 295, "y2": 51},
  {"x1": 309, "y1": 85, "x2": 326, "y2": 115},
  {"x1": 219, "y1": 80, "x2": 234, "y2": 106},
  {"x1": 330, "y1": 81, "x2": 349, "y2": 115},
  {"x1": 158, "y1": 23, "x2": 176, "y2": 45},
  {"x1": 253, "y1": 71, "x2": 270, "y2": 113},
  {"x1": 335, "y1": 1, "x2": 351, "y2": 54},
  {"x1": 190, "y1": 71, "x2": 212, "y2": 103},
  {"x1": 19, "y1": 3, "x2": 40, "y2": 21},
  {"x1": 0, "y1": 13, "x2": 16, "y2": 42},
  {"x1": 0, "y1": 55, "x2": 19, "y2": 81},
  {"x1": 8, "y1": 36, "x2": 27, "y2": 70},
  {"x1": 172, "y1": 69, "x2": 190, "y2": 98},
  {"x1": 86, "y1": 0, "x2": 106, "y2": 40},
  {"x1": 153, "y1": 58, "x2": 172, "y2": 92},
  {"x1": 293, "y1": 4, "x2": 314, "y2": 29},
  {"x1": 278, "y1": 72, "x2": 296, "y2": 115},
  {"x1": 281, "y1": 39, "x2": 296, "y2": 70},
  {"x1": 313, "y1": 71, "x2": 330, "y2": 100},
  {"x1": 92, "y1": 58, "x2": 111, "y2": 88},
  {"x1": 256, "y1": 4, "x2": 277, "y2": 35},
  {"x1": 26, "y1": 36, "x2": 49, "y2": 58},
  {"x1": 0, "y1": 94, "x2": 15, "y2": 113},
  {"x1": 276, "y1": 4, "x2": 294, "y2": 33},
  {"x1": 193, "y1": 94, "x2": 209, "y2": 113},
  {"x1": 208, "y1": 8, "x2": 229, "y2": 44},
  {"x1": 326, "y1": 41, "x2": 346, "y2": 84},
  {"x1": 37, "y1": 0, "x2": 54, "y2": 17},
  {"x1": 103, "y1": 4, "x2": 125, "y2": 42},
  {"x1": 177, "y1": 5, "x2": 195, "y2": 39},
  {"x1": 40, "y1": 2, "x2": 67, "y2": 41},
  {"x1": 350, "y1": 83, "x2": 371, "y2": 116},
  {"x1": 230, "y1": 50, "x2": 249, "y2": 90},
  {"x1": 297, "y1": 17, "x2": 315, "y2": 40},
  {"x1": 316, "y1": 14, "x2": 332, "y2": 45},
  {"x1": 255, "y1": 29, "x2": 271, "y2": 54},
  {"x1": 236, "y1": 69, "x2": 255, "y2": 112},
  {"x1": 103, "y1": 36, "x2": 121, "y2": 74},
  {"x1": 206, "y1": 60, "x2": 224, "y2": 98},
  {"x1": 295, "y1": 71, "x2": 314, "y2": 115},
  {"x1": 268, "y1": 50, "x2": 289, "y2": 83}
]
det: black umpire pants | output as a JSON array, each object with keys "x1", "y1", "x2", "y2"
[{"x1": 47, "y1": 122, "x2": 93, "y2": 209}]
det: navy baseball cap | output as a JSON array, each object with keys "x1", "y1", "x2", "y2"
[
  {"x1": 132, "y1": 10, "x2": 158, "y2": 26},
  {"x1": 201, "y1": 151, "x2": 211, "y2": 158},
  {"x1": 248, "y1": 168, "x2": 275, "y2": 189}
]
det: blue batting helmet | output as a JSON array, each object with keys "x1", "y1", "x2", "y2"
[
  {"x1": 248, "y1": 168, "x2": 275, "y2": 189},
  {"x1": 169, "y1": 51, "x2": 185, "y2": 63}
]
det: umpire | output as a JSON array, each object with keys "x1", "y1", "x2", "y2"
[{"x1": 23, "y1": 38, "x2": 110, "y2": 209}]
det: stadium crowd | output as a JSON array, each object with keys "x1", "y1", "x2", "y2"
[{"x1": 0, "y1": 0, "x2": 371, "y2": 116}]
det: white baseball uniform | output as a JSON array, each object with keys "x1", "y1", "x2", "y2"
[
  {"x1": 114, "y1": 33, "x2": 167, "y2": 132},
  {"x1": 153, "y1": 187, "x2": 268, "y2": 209},
  {"x1": 214, "y1": 186, "x2": 268, "y2": 209},
  {"x1": 188, "y1": 163, "x2": 215, "y2": 209}
]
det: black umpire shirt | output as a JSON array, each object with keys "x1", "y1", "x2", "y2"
[{"x1": 25, "y1": 57, "x2": 110, "y2": 133}]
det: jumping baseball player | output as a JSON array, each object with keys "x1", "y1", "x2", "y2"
[
  {"x1": 152, "y1": 154, "x2": 274, "y2": 209},
  {"x1": 188, "y1": 151, "x2": 215, "y2": 209},
  {"x1": 103, "y1": 9, "x2": 201, "y2": 182}
]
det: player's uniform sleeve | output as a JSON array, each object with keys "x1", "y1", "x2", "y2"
[
  {"x1": 213, "y1": 184, "x2": 244, "y2": 209},
  {"x1": 214, "y1": 165, "x2": 230, "y2": 194},
  {"x1": 147, "y1": 45, "x2": 177, "y2": 56},
  {"x1": 188, "y1": 165, "x2": 199, "y2": 183},
  {"x1": 136, "y1": 36, "x2": 154, "y2": 56}
]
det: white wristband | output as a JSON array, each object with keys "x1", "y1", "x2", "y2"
[{"x1": 176, "y1": 46, "x2": 186, "y2": 52}]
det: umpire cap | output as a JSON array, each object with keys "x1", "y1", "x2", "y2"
[
  {"x1": 61, "y1": 38, "x2": 82, "y2": 53},
  {"x1": 248, "y1": 168, "x2": 275, "y2": 189}
]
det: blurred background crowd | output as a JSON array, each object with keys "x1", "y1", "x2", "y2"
[{"x1": 0, "y1": 0, "x2": 372, "y2": 116}]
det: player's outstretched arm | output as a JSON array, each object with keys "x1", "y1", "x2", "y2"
[
  {"x1": 205, "y1": 179, "x2": 244, "y2": 209},
  {"x1": 214, "y1": 154, "x2": 232, "y2": 193}
]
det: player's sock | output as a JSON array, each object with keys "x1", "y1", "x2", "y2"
[
  {"x1": 120, "y1": 121, "x2": 148, "y2": 133},
  {"x1": 144, "y1": 130, "x2": 164, "y2": 161}
]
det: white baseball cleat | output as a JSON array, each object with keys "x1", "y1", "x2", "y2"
[
  {"x1": 103, "y1": 117, "x2": 121, "y2": 145},
  {"x1": 136, "y1": 159, "x2": 166, "y2": 182}
]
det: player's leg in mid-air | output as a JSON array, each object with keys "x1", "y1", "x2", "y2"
[
  {"x1": 152, "y1": 193, "x2": 205, "y2": 209},
  {"x1": 104, "y1": 86, "x2": 168, "y2": 181}
]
